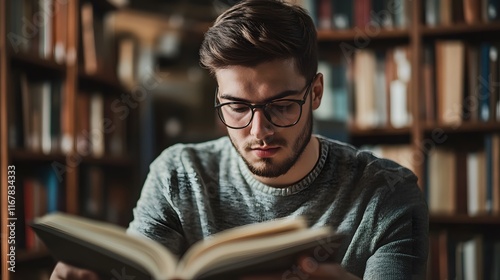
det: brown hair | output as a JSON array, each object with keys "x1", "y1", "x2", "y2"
[{"x1": 199, "y1": 0, "x2": 317, "y2": 81}]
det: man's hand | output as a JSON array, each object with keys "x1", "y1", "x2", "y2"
[
  {"x1": 50, "y1": 262, "x2": 100, "y2": 280},
  {"x1": 240, "y1": 256, "x2": 362, "y2": 280}
]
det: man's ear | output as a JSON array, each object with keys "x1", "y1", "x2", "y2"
[{"x1": 311, "y1": 73, "x2": 324, "y2": 110}]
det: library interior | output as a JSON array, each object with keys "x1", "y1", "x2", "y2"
[{"x1": 1, "y1": 0, "x2": 499, "y2": 279}]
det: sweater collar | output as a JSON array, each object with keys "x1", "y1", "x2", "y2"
[{"x1": 236, "y1": 135, "x2": 329, "y2": 196}]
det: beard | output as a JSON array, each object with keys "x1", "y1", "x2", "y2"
[{"x1": 229, "y1": 111, "x2": 313, "y2": 178}]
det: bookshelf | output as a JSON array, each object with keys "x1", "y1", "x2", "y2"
[
  {"x1": 0, "y1": 0, "x2": 139, "y2": 279},
  {"x1": 305, "y1": 0, "x2": 500, "y2": 278}
]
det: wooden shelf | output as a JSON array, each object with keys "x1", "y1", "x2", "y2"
[
  {"x1": 430, "y1": 214, "x2": 500, "y2": 225},
  {"x1": 9, "y1": 51, "x2": 66, "y2": 74},
  {"x1": 10, "y1": 149, "x2": 134, "y2": 167},
  {"x1": 79, "y1": 71, "x2": 126, "y2": 93},
  {"x1": 1, "y1": 0, "x2": 140, "y2": 279},
  {"x1": 317, "y1": 28, "x2": 410, "y2": 42},
  {"x1": 422, "y1": 121, "x2": 500, "y2": 134},
  {"x1": 81, "y1": 155, "x2": 134, "y2": 166},
  {"x1": 420, "y1": 22, "x2": 500, "y2": 37},
  {"x1": 86, "y1": 0, "x2": 120, "y2": 13},
  {"x1": 10, "y1": 150, "x2": 67, "y2": 163},
  {"x1": 349, "y1": 126, "x2": 411, "y2": 137}
]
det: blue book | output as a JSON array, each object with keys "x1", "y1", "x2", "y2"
[
  {"x1": 479, "y1": 43, "x2": 491, "y2": 122},
  {"x1": 43, "y1": 167, "x2": 60, "y2": 213}
]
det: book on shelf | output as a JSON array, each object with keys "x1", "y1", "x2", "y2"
[
  {"x1": 315, "y1": 60, "x2": 349, "y2": 122},
  {"x1": 289, "y1": 0, "x2": 408, "y2": 30},
  {"x1": 11, "y1": 72, "x2": 66, "y2": 153},
  {"x1": 80, "y1": 1, "x2": 116, "y2": 75},
  {"x1": 23, "y1": 167, "x2": 61, "y2": 250},
  {"x1": 76, "y1": 91, "x2": 128, "y2": 157},
  {"x1": 81, "y1": 2, "x2": 98, "y2": 74},
  {"x1": 8, "y1": 0, "x2": 68, "y2": 61},
  {"x1": 31, "y1": 213, "x2": 340, "y2": 280},
  {"x1": 435, "y1": 40, "x2": 465, "y2": 125},
  {"x1": 427, "y1": 147, "x2": 457, "y2": 215},
  {"x1": 351, "y1": 47, "x2": 411, "y2": 129},
  {"x1": 426, "y1": 134, "x2": 500, "y2": 216}
]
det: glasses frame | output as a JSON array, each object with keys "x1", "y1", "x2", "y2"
[{"x1": 214, "y1": 75, "x2": 317, "y2": 129}]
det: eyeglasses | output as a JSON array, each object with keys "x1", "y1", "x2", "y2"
[{"x1": 214, "y1": 76, "x2": 315, "y2": 129}]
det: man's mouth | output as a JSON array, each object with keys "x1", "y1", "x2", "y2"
[{"x1": 250, "y1": 146, "x2": 280, "y2": 158}]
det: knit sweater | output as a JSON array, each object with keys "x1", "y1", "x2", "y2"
[{"x1": 127, "y1": 136, "x2": 429, "y2": 279}]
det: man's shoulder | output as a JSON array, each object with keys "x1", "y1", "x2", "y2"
[
  {"x1": 318, "y1": 135, "x2": 418, "y2": 188},
  {"x1": 151, "y1": 136, "x2": 232, "y2": 169}
]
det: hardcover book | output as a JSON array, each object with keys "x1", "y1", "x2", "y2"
[{"x1": 32, "y1": 212, "x2": 340, "y2": 280}]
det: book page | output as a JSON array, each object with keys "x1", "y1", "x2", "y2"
[
  {"x1": 177, "y1": 226, "x2": 335, "y2": 279},
  {"x1": 180, "y1": 216, "x2": 308, "y2": 268}
]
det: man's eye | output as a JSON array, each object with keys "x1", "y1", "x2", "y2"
[
  {"x1": 269, "y1": 102, "x2": 294, "y2": 112},
  {"x1": 229, "y1": 104, "x2": 250, "y2": 113}
]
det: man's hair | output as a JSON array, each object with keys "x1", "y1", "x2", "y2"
[{"x1": 199, "y1": 0, "x2": 318, "y2": 81}]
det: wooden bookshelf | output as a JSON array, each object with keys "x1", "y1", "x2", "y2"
[
  {"x1": 1, "y1": 0, "x2": 9, "y2": 280},
  {"x1": 0, "y1": 1, "x2": 139, "y2": 279},
  {"x1": 311, "y1": 0, "x2": 500, "y2": 278}
]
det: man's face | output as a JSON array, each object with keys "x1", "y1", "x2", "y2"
[{"x1": 215, "y1": 59, "x2": 318, "y2": 178}]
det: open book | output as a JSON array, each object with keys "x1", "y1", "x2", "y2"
[{"x1": 32, "y1": 212, "x2": 340, "y2": 280}]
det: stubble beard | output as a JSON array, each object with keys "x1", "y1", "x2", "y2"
[{"x1": 230, "y1": 112, "x2": 313, "y2": 178}]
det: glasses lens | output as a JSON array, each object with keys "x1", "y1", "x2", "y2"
[
  {"x1": 265, "y1": 100, "x2": 301, "y2": 126},
  {"x1": 219, "y1": 103, "x2": 252, "y2": 128}
]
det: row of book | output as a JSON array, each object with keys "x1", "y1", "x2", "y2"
[
  {"x1": 8, "y1": 0, "x2": 69, "y2": 62},
  {"x1": 422, "y1": 41, "x2": 500, "y2": 124},
  {"x1": 9, "y1": 73, "x2": 129, "y2": 157},
  {"x1": 317, "y1": 40, "x2": 500, "y2": 127},
  {"x1": 288, "y1": 0, "x2": 410, "y2": 30},
  {"x1": 426, "y1": 134, "x2": 500, "y2": 216},
  {"x1": 291, "y1": 0, "x2": 500, "y2": 31},
  {"x1": 76, "y1": 92, "x2": 129, "y2": 158},
  {"x1": 428, "y1": 231, "x2": 500, "y2": 279},
  {"x1": 8, "y1": 0, "x2": 118, "y2": 70},
  {"x1": 80, "y1": 1, "x2": 115, "y2": 74},
  {"x1": 316, "y1": 46, "x2": 412, "y2": 128},
  {"x1": 425, "y1": 0, "x2": 500, "y2": 26},
  {"x1": 79, "y1": 166, "x2": 131, "y2": 226},
  {"x1": 9, "y1": 73, "x2": 72, "y2": 154},
  {"x1": 22, "y1": 168, "x2": 61, "y2": 250},
  {"x1": 363, "y1": 134, "x2": 500, "y2": 217},
  {"x1": 21, "y1": 164, "x2": 131, "y2": 250}
]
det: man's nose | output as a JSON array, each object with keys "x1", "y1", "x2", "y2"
[{"x1": 249, "y1": 109, "x2": 274, "y2": 140}]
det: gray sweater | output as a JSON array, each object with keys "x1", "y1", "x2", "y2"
[{"x1": 127, "y1": 136, "x2": 428, "y2": 279}]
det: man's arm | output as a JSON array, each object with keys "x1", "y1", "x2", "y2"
[
  {"x1": 362, "y1": 174, "x2": 429, "y2": 279},
  {"x1": 126, "y1": 158, "x2": 188, "y2": 256}
]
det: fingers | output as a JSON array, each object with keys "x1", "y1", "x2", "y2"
[{"x1": 50, "y1": 262, "x2": 100, "y2": 280}]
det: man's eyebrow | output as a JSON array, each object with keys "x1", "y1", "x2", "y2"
[{"x1": 218, "y1": 89, "x2": 303, "y2": 103}]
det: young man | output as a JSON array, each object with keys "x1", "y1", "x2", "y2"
[{"x1": 51, "y1": 0, "x2": 428, "y2": 279}]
